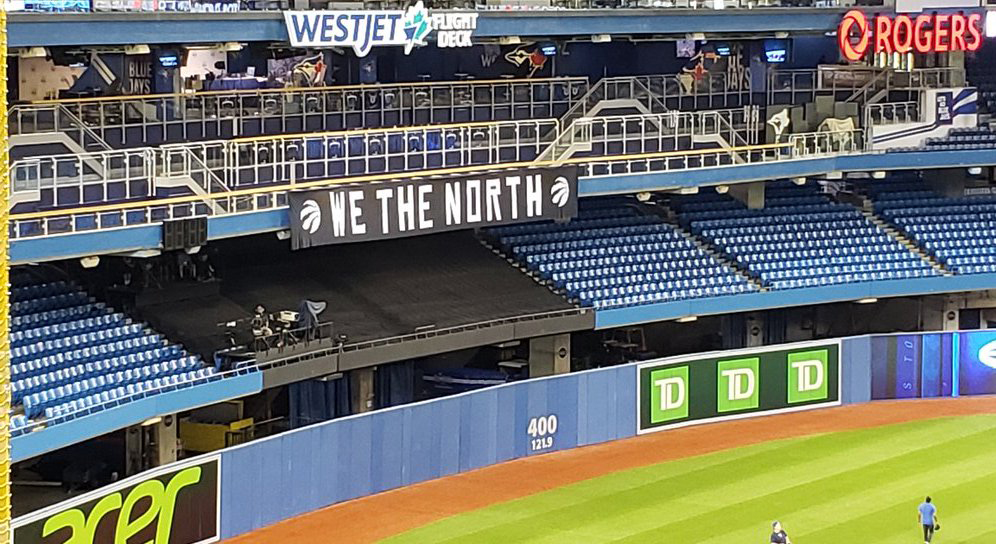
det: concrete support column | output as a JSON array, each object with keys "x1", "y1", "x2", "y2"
[
  {"x1": 943, "y1": 299, "x2": 961, "y2": 331},
  {"x1": 125, "y1": 425, "x2": 143, "y2": 477},
  {"x1": 124, "y1": 414, "x2": 178, "y2": 475},
  {"x1": 947, "y1": 51, "x2": 966, "y2": 84},
  {"x1": 153, "y1": 415, "x2": 179, "y2": 467},
  {"x1": 730, "y1": 182, "x2": 765, "y2": 209},
  {"x1": 351, "y1": 367, "x2": 376, "y2": 414},
  {"x1": 745, "y1": 313, "x2": 765, "y2": 348},
  {"x1": 919, "y1": 298, "x2": 945, "y2": 332},
  {"x1": 529, "y1": 333, "x2": 571, "y2": 378}
]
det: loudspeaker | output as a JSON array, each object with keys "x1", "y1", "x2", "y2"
[{"x1": 162, "y1": 218, "x2": 207, "y2": 251}]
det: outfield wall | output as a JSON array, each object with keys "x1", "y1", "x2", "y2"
[{"x1": 15, "y1": 329, "x2": 996, "y2": 542}]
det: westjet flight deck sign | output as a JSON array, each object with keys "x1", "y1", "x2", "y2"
[
  {"x1": 289, "y1": 166, "x2": 578, "y2": 249},
  {"x1": 284, "y1": 1, "x2": 478, "y2": 56}
]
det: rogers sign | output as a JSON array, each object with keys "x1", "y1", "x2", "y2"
[{"x1": 838, "y1": 10, "x2": 984, "y2": 61}]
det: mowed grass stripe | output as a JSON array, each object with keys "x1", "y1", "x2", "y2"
[
  {"x1": 611, "y1": 416, "x2": 996, "y2": 543},
  {"x1": 383, "y1": 414, "x2": 996, "y2": 544},
  {"x1": 400, "y1": 417, "x2": 973, "y2": 543},
  {"x1": 799, "y1": 468, "x2": 996, "y2": 543},
  {"x1": 673, "y1": 430, "x2": 996, "y2": 544}
]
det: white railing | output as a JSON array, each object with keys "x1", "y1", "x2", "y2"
[
  {"x1": 8, "y1": 77, "x2": 590, "y2": 148},
  {"x1": 11, "y1": 148, "x2": 157, "y2": 208},
  {"x1": 8, "y1": 131, "x2": 867, "y2": 241},
  {"x1": 11, "y1": 118, "x2": 560, "y2": 209},
  {"x1": 865, "y1": 101, "x2": 921, "y2": 126},
  {"x1": 768, "y1": 67, "x2": 964, "y2": 105}
]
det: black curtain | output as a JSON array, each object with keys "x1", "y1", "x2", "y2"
[
  {"x1": 764, "y1": 310, "x2": 787, "y2": 345},
  {"x1": 375, "y1": 361, "x2": 416, "y2": 409},
  {"x1": 288, "y1": 377, "x2": 352, "y2": 429},
  {"x1": 721, "y1": 314, "x2": 747, "y2": 349}
]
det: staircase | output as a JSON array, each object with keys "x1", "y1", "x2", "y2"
[
  {"x1": 557, "y1": 76, "x2": 670, "y2": 135},
  {"x1": 858, "y1": 196, "x2": 953, "y2": 277},
  {"x1": 157, "y1": 146, "x2": 232, "y2": 214},
  {"x1": 10, "y1": 104, "x2": 113, "y2": 153},
  {"x1": 662, "y1": 207, "x2": 768, "y2": 292}
]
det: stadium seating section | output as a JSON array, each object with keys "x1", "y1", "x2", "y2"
[
  {"x1": 673, "y1": 182, "x2": 941, "y2": 289},
  {"x1": 922, "y1": 126, "x2": 996, "y2": 151},
  {"x1": 487, "y1": 199, "x2": 759, "y2": 309},
  {"x1": 8, "y1": 279, "x2": 216, "y2": 434},
  {"x1": 870, "y1": 179, "x2": 996, "y2": 275},
  {"x1": 491, "y1": 181, "x2": 965, "y2": 310}
]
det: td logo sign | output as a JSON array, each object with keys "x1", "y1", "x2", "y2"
[
  {"x1": 650, "y1": 366, "x2": 689, "y2": 423},
  {"x1": 637, "y1": 342, "x2": 839, "y2": 434},
  {"x1": 717, "y1": 358, "x2": 759, "y2": 412},
  {"x1": 788, "y1": 349, "x2": 829, "y2": 403}
]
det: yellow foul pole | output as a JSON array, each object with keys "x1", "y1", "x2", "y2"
[{"x1": 0, "y1": 5, "x2": 11, "y2": 542}]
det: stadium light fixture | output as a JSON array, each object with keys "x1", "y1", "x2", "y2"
[
  {"x1": 124, "y1": 44, "x2": 151, "y2": 55},
  {"x1": 592, "y1": 34, "x2": 611, "y2": 43},
  {"x1": 15, "y1": 47, "x2": 47, "y2": 58},
  {"x1": 499, "y1": 36, "x2": 522, "y2": 45},
  {"x1": 676, "y1": 316, "x2": 698, "y2": 323},
  {"x1": 792, "y1": 177, "x2": 806, "y2": 186},
  {"x1": 141, "y1": 416, "x2": 163, "y2": 427},
  {"x1": 872, "y1": 171, "x2": 886, "y2": 179},
  {"x1": 856, "y1": 297, "x2": 878, "y2": 304},
  {"x1": 968, "y1": 167, "x2": 983, "y2": 176},
  {"x1": 715, "y1": 185, "x2": 729, "y2": 194},
  {"x1": 80, "y1": 256, "x2": 100, "y2": 269}
]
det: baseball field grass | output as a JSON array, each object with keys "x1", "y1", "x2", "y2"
[{"x1": 384, "y1": 413, "x2": 996, "y2": 543}]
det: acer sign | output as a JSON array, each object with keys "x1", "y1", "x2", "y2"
[{"x1": 838, "y1": 10, "x2": 984, "y2": 61}]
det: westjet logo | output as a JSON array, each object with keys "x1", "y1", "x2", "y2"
[{"x1": 284, "y1": 2, "x2": 433, "y2": 57}]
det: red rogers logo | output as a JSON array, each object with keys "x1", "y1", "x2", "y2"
[{"x1": 838, "y1": 9, "x2": 984, "y2": 61}]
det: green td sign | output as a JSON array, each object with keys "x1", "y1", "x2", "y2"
[
  {"x1": 787, "y1": 349, "x2": 829, "y2": 403},
  {"x1": 649, "y1": 366, "x2": 689, "y2": 424},
  {"x1": 717, "y1": 357, "x2": 760, "y2": 413},
  {"x1": 637, "y1": 342, "x2": 839, "y2": 433}
]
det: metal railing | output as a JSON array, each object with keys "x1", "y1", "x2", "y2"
[
  {"x1": 14, "y1": 105, "x2": 756, "y2": 209},
  {"x1": 255, "y1": 308, "x2": 588, "y2": 370},
  {"x1": 10, "y1": 365, "x2": 260, "y2": 438},
  {"x1": 9, "y1": 77, "x2": 589, "y2": 148},
  {"x1": 11, "y1": 148, "x2": 157, "y2": 208},
  {"x1": 768, "y1": 67, "x2": 963, "y2": 106},
  {"x1": 587, "y1": 107, "x2": 758, "y2": 153},
  {"x1": 8, "y1": 130, "x2": 866, "y2": 241},
  {"x1": 579, "y1": 129, "x2": 863, "y2": 180},
  {"x1": 253, "y1": 322, "x2": 337, "y2": 356},
  {"x1": 10, "y1": 306, "x2": 588, "y2": 437},
  {"x1": 11, "y1": 118, "x2": 560, "y2": 209},
  {"x1": 865, "y1": 101, "x2": 921, "y2": 127}
]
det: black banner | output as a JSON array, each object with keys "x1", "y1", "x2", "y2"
[
  {"x1": 13, "y1": 456, "x2": 220, "y2": 544},
  {"x1": 289, "y1": 166, "x2": 578, "y2": 249}
]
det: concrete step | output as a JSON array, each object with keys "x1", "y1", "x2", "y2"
[
  {"x1": 860, "y1": 208, "x2": 953, "y2": 277},
  {"x1": 664, "y1": 210, "x2": 768, "y2": 292}
]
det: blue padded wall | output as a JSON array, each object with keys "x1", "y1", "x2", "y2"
[{"x1": 219, "y1": 364, "x2": 636, "y2": 538}]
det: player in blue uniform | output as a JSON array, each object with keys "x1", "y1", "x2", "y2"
[{"x1": 918, "y1": 496, "x2": 939, "y2": 543}]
